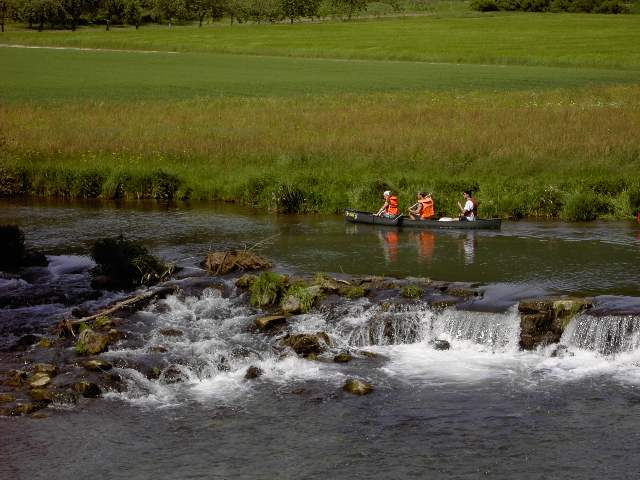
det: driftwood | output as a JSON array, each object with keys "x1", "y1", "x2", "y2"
[
  {"x1": 58, "y1": 285, "x2": 177, "y2": 335},
  {"x1": 202, "y1": 250, "x2": 272, "y2": 276}
]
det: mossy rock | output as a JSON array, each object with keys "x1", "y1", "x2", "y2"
[
  {"x1": 5, "y1": 370, "x2": 27, "y2": 387},
  {"x1": 94, "y1": 315, "x2": 115, "y2": 330},
  {"x1": 244, "y1": 366, "x2": 263, "y2": 380},
  {"x1": 343, "y1": 379, "x2": 374, "y2": 396},
  {"x1": 401, "y1": 285, "x2": 423, "y2": 299},
  {"x1": 159, "y1": 328, "x2": 183, "y2": 337},
  {"x1": 250, "y1": 272, "x2": 287, "y2": 308},
  {"x1": 518, "y1": 299, "x2": 554, "y2": 314},
  {"x1": 342, "y1": 286, "x2": 366, "y2": 299},
  {"x1": 281, "y1": 333, "x2": 330, "y2": 357},
  {"x1": 334, "y1": 352, "x2": 353, "y2": 363},
  {"x1": 75, "y1": 329, "x2": 110, "y2": 356},
  {"x1": 37, "y1": 338, "x2": 55, "y2": 348},
  {"x1": 235, "y1": 273, "x2": 258, "y2": 289}
]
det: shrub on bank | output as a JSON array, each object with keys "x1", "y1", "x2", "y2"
[
  {"x1": 0, "y1": 225, "x2": 48, "y2": 271},
  {"x1": 561, "y1": 191, "x2": 611, "y2": 222},
  {"x1": 90, "y1": 235, "x2": 173, "y2": 289},
  {"x1": 471, "y1": 0, "x2": 630, "y2": 11}
]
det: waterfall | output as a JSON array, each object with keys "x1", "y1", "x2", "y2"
[{"x1": 561, "y1": 313, "x2": 640, "y2": 355}]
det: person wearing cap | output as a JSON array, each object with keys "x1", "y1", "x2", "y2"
[
  {"x1": 408, "y1": 192, "x2": 436, "y2": 220},
  {"x1": 458, "y1": 190, "x2": 478, "y2": 221},
  {"x1": 375, "y1": 190, "x2": 400, "y2": 217}
]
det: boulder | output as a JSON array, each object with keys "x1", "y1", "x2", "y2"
[
  {"x1": 317, "y1": 278, "x2": 341, "y2": 294},
  {"x1": 255, "y1": 315, "x2": 287, "y2": 331},
  {"x1": 446, "y1": 288, "x2": 479, "y2": 298},
  {"x1": 73, "y1": 381, "x2": 102, "y2": 398},
  {"x1": 161, "y1": 365, "x2": 188, "y2": 384},
  {"x1": 518, "y1": 299, "x2": 554, "y2": 315},
  {"x1": 245, "y1": 366, "x2": 263, "y2": 380},
  {"x1": 11, "y1": 334, "x2": 40, "y2": 351},
  {"x1": 38, "y1": 338, "x2": 55, "y2": 348},
  {"x1": 520, "y1": 313, "x2": 553, "y2": 335},
  {"x1": 343, "y1": 379, "x2": 373, "y2": 396},
  {"x1": 34, "y1": 363, "x2": 58, "y2": 377},
  {"x1": 75, "y1": 329, "x2": 110, "y2": 356},
  {"x1": 281, "y1": 333, "x2": 330, "y2": 357},
  {"x1": 235, "y1": 274, "x2": 258, "y2": 289},
  {"x1": 432, "y1": 339, "x2": 451, "y2": 351},
  {"x1": 29, "y1": 373, "x2": 51, "y2": 388},
  {"x1": 149, "y1": 345, "x2": 168, "y2": 353},
  {"x1": 359, "y1": 350, "x2": 378, "y2": 358},
  {"x1": 28, "y1": 388, "x2": 53, "y2": 403},
  {"x1": 334, "y1": 352, "x2": 353, "y2": 363},
  {"x1": 3, "y1": 402, "x2": 47, "y2": 416},
  {"x1": 429, "y1": 299, "x2": 459, "y2": 309},
  {"x1": 550, "y1": 345, "x2": 574, "y2": 358},
  {"x1": 94, "y1": 315, "x2": 115, "y2": 330},
  {"x1": 203, "y1": 251, "x2": 272, "y2": 276},
  {"x1": 83, "y1": 359, "x2": 113, "y2": 372}
]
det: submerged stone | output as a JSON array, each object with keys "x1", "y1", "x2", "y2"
[
  {"x1": 11, "y1": 334, "x2": 40, "y2": 351},
  {"x1": 0, "y1": 393, "x2": 15, "y2": 403},
  {"x1": 245, "y1": 366, "x2": 263, "y2": 380},
  {"x1": 235, "y1": 274, "x2": 258, "y2": 289},
  {"x1": 281, "y1": 295, "x2": 303, "y2": 315},
  {"x1": 73, "y1": 381, "x2": 102, "y2": 398},
  {"x1": 34, "y1": 363, "x2": 58, "y2": 377},
  {"x1": 159, "y1": 328, "x2": 183, "y2": 337},
  {"x1": 343, "y1": 379, "x2": 374, "y2": 396},
  {"x1": 203, "y1": 251, "x2": 272, "y2": 276},
  {"x1": 5, "y1": 370, "x2": 27, "y2": 387},
  {"x1": 29, "y1": 373, "x2": 51, "y2": 388}
]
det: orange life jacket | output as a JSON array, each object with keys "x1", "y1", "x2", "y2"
[
  {"x1": 418, "y1": 198, "x2": 435, "y2": 219},
  {"x1": 386, "y1": 196, "x2": 399, "y2": 216}
]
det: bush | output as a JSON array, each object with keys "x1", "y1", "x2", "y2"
[
  {"x1": 401, "y1": 285, "x2": 423, "y2": 299},
  {"x1": 283, "y1": 284, "x2": 319, "y2": 313},
  {"x1": 343, "y1": 286, "x2": 366, "y2": 299},
  {"x1": 594, "y1": 0, "x2": 630, "y2": 13},
  {"x1": 271, "y1": 183, "x2": 306, "y2": 213},
  {"x1": 471, "y1": 0, "x2": 499, "y2": 10},
  {"x1": 561, "y1": 191, "x2": 611, "y2": 222},
  {"x1": 250, "y1": 272, "x2": 286, "y2": 308},
  {"x1": 0, "y1": 167, "x2": 29, "y2": 197},
  {"x1": 91, "y1": 235, "x2": 172, "y2": 289}
]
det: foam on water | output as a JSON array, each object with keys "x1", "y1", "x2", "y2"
[{"x1": 47, "y1": 255, "x2": 95, "y2": 277}]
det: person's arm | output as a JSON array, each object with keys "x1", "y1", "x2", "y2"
[
  {"x1": 457, "y1": 201, "x2": 465, "y2": 213},
  {"x1": 375, "y1": 202, "x2": 388, "y2": 216}
]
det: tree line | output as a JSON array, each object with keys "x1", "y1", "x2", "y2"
[{"x1": 0, "y1": 0, "x2": 371, "y2": 31}]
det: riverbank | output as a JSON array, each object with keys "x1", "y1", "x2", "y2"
[{"x1": 2, "y1": 86, "x2": 640, "y2": 220}]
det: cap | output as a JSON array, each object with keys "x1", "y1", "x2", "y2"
[{"x1": 383, "y1": 190, "x2": 391, "y2": 196}]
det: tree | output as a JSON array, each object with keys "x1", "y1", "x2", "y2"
[
  {"x1": 154, "y1": 0, "x2": 188, "y2": 28},
  {"x1": 123, "y1": 0, "x2": 142, "y2": 27},
  {"x1": 334, "y1": 0, "x2": 364, "y2": 19},
  {"x1": 63, "y1": 0, "x2": 98, "y2": 30},
  {"x1": 279, "y1": 0, "x2": 302, "y2": 23},
  {"x1": 0, "y1": 0, "x2": 12, "y2": 32},
  {"x1": 17, "y1": 0, "x2": 65, "y2": 31}
]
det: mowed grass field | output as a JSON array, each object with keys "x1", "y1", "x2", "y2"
[{"x1": 1, "y1": 12, "x2": 640, "y2": 219}]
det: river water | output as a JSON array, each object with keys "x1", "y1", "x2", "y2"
[{"x1": 2, "y1": 199, "x2": 640, "y2": 479}]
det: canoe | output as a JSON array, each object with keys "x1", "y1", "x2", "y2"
[{"x1": 344, "y1": 209, "x2": 502, "y2": 230}]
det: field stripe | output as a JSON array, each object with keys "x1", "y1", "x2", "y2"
[{"x1": 0, "y1": 44, "x2": 179, "y2": 55}]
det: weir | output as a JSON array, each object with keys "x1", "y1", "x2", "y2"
[{"x1": 561, "y1": 313, "x2": 640, "y2": 355}]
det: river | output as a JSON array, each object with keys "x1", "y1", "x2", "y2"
[{"x1": 1, "y1": 199, "x2": 640, "y2": 479}]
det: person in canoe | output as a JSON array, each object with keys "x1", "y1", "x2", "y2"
[
  {"x1": 408, "y1": 192, "x2": 436, "y2": 220},
  {"x1": 375, "y1": 190, "x2": 400, "y2": 218},
  {"x1": 458, "y1": 190, "x2": 478, "y2": 221}
]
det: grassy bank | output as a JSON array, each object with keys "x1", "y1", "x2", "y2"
[
  {"x1": 2, "y1": 87, "x2": 640, "y2": 219},
  {"x1": 2, "y1": 13, "x2": 640, "y2": 69}
]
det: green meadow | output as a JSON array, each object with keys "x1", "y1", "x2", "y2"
[{"x1": 1, "y1": 12, "x2": 640, "y2": 220}]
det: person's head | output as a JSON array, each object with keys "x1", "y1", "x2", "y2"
[
  {"x1": 463, "y1": 190, "x2": 472, "y2": 199},
  {"x1": 418, "y1": 192, "x2": 427, "y2": 199},
  {"x1": 383, "y1": 190, "x2": 391, "y2": 199}
]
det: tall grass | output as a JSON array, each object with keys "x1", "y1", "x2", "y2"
[{"x1": 2, "y1": 87, "x2": 640, "y2": 219}]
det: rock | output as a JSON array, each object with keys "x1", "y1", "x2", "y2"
[
  {"x1": 281, "y1": 333, "x2": 330, "y2": 357},
  {"x1": 446, "y1": 288, "x2": 479, "y2": 298},
  {"x1": 306, "y1": 285, "x2": 322, "y2": 298},
  {"x1": 255, "y1": 315, "x2": 287, "y2": 331},
  {"x1": 5, "y1": 370, "x2": 27, "y2": 387},
  {"x1": 281, "y1": 294, "x2": 303, "y2": 315},
  {"x1": 83, "y1": 359, "x2": 113, "y2": 372},
  {"x1": 29, "y1": 373, "x2": 51, "y2": 388},
  {"x1": 317, "y1": 278, "x2": 341, "y2": 294},
  {"x1": 11, "y1": 334, "x2": 40, "y2": 351},
  {"x1": 146, "y1": 367, "x2": 162, "y2": 380},
  {"x1": 159, "y1": 328, "x2": 183, "y2": 337},
  {"x1": 244, "y1": 366, "x2": 263, "y2": 379},
  {"x1": 429, "y1": 299, "x2": 459, "y2": 309},
  {"x1": 235, "y1": 274, "x2": 258, "y2": 289},
  {"x1": 34, "y1": 363, "x2": 58, "y2": 377},
  {"x1": 203, "y1": 251, "x2": 272, "y2": 276},
  {"x1": 305, "y1": 353, "x2": 319, "y2": 361},
  {"x1": 75, "y1": 329, "x2": 110, "y2": 355},
  {"x1": 73, "y1": 381, "x2": 102, "y2": 398},
  {"x1": 161, "y1": 365, "x2": 188, "y2": 384},
  {"x1": 359, "y1": 350, "x2": 378, "y2": 358},
  {"x1": 28, "y1": 388, "x2": 53, "y2": 403},
  {"x1": 334, "y1": 352, "x2": 353, "y2": 363},
  {"x1": 0, "y1": 393, "x2": 15, "y2": 403},
  {"x1": 553, "y1": 298, "x2": 592, "y2": 316},
  {"x1": 518, "y1": 299, "x2": 554, "y2": 315},
  {"x1": 550, "y1": 345, "x2": 574, "y2": 358},
  {"x1": 343, "y1": 379, "x2": 374, "y2": 396},
  {"x1": 149, "y1": 345, "x2": 168, "y2": 353},
  {"x1": 432, "y1": 339, "x2": 451, "y2": 351},
  {"x1": 107, "y1": 328, "x2": 124, "y2": 342},
  {"x1": 520, "y1": 313, "x2": 553, "y2": 335},
  {"x1": 3, "y1": 402, "x2": 47, "y2": 416}
]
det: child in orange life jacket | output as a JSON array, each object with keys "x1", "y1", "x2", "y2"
[
  {"x1": 408, "y1": 192, "x2": 436, "y2": 220},
  {"x1": 375, "y1": 190, "x2": 400, "y2": 218}
]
